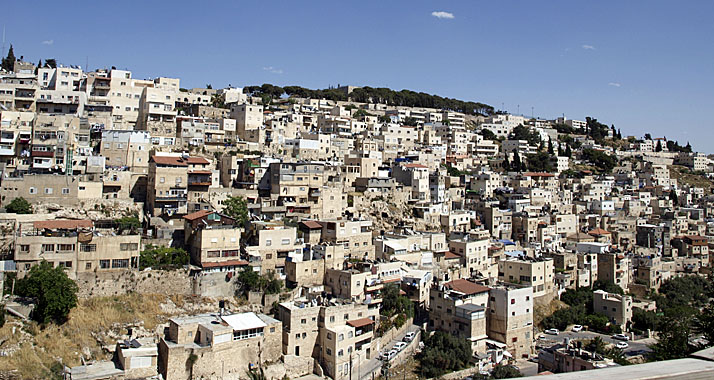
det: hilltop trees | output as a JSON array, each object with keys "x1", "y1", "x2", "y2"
[
  {"x1": 1, "y1": 45, "x2": 16, "y2": 72},
  {"x1": 245, "y1": 84, "x2": 495, "y2": 116}
]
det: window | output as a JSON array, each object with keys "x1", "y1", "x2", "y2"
[
  {"x1": 99, "y1": 260, "x2": 110, "y2": 269},
  {"x1": 330, "y1": 316, "x2": 335, "y2": 323},
  {"x1": 344, "y1": 314, "x2": 349, "y2": 320},
  {"x1": 29, "y1": 187, "x2": 37, "y2": 194},
  {"x1": 44, "y1": 187, "x2": 53, "y2": 194},
  {"x1": 281, "y1": 238, "x2": 291, "y2": 245},
  {"x1": 338, "y1": 334, "x2": 344, "y2": 341},
  {"x1": 265, "y1": 239, "x2": 272, "y2": 246},
  {"x1": 57, "y1": 244, "x2": 75, "y2": 252},
  {"x1": 338, "y1": 349, "x2": 344, "y2": 357},
  {"x1": 80, "y1": 244, "x2": 97, "y2": 252},
  {"x1": 120, "y1": 243, "x2": 138, "y2": 251},
  {"x1": 326, "y1": 348, "x2": 332, "y2": 356},
  {"x1": 86, "y1": 262, "x2": 92, "y2": 270},
  {"x1": 207, "y1": 250, "x2": 220, "y2": 258},
  {"x1": 327, "y1": 333, "x2": 332, "y2": 340},
  {"x1": 62, "y1": 188, "x2": 70, "y2": 194},
  {"x1": 511, "y1": 299, "x2": 515, "y2": 304},
  {"x1": 112, "y1": 259, "x2": 129, "y2": 268},
  {"x1": 41, "y1": 244, "x2": 55, "y2": 253},
  {"x1": 19, "y1": 245, "x2": 30, "y2": 253},
  {"x1": 301, "y1": 319, "x2": 306, "y2": 324},
  {"x1": 512, "y1": 337, "x2": 518, "y2": 343}
]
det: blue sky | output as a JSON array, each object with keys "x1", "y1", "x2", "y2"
[{"x1": 4, "y1": 1, "x2": 714, "y2": 152}]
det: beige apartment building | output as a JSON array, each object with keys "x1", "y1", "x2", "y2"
[
  {"x1": 244, "y1": 223, "x2": 304, "y2": 275},
  {"x1": 597, "y1": 252, "x2": 631, "y2": 291},
  {"x1": 319, "y1": 219, "x2": 374, "y2": 260},
  {"x1": 14, "y1": 219, "x2": 140, "y2": 279},
  {"x1": 498, "y1": 256, "x2": 554, "y2": 298},
  {"x1": 449, "y1": 235, "x2": 490, "y2": 278},
  {"x1": 230, "y1": 103, "x2": 264, "y2": 140},
  {"x1": 183, "y1": 210, "x2": 245, "y2": 272},
  {"x1": 429, "y1": 279, "x2": 490, "y2": 353},
  {"x1": 278, "y1": 299, "x2": 379, "y2": 380},
  {"x1": 146, "y1": 154, "x2": 211, "y2": 217},
  {"x1": 158, "y1": 312, "x2": 281, "y2": 380},
  {"x1": 487, "y1": 284, "x2": 534, "y2": 358},
  {"x1": 137, "y1": 87, "x2": 178, "y2": 148},
  {"x1": 100, "y1": 130, "x2": 151, "y2": 172},
  {"x1": 0, "y1": 111, "x2": 33, "y2": 171},
  {"x1": 593, "y1": 290, "x2": 632, "y2": 330}
]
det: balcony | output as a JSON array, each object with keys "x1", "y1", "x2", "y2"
[
  {"x1": 0, "y1": 145, "x2": 14, "y2": 156},
  {"x1": 0, "y1": 133, "x2": 14, "y2": 143},
  {"x1": 31, "y1": 149, "x2": 54, "y2": 158}
]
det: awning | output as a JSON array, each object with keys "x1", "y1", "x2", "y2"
[
  {"x1": 202, "y1": 260, "x2": 248, "y2": 268},
  {"x1": 222, "y1": 312, "x2": 267, "y2": 331},
  {"x1": 347, "y1": 318, "x2": 375, "y2": 328}
]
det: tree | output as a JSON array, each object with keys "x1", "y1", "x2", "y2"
[
  {"x1": 480, "y1": 128, "x2": 497, "y2": 141},
  {"x1": 581, "y1": 149, "x2": 617, "y2": 173},
  {"x1": 417, "y1": 331, "x2": 473, "y2": 378},
  {"x1": 5, "y1": 197, "x2": 32, "y2": 214},
  {"x1": 15, "y1": 260, "x2": 78, "y2": 324},
  {"x1": 593, "y1": 280, "x2": 624, "y2": 295},
  {"x1": 222, "y1": 196, "x2": 249, "y2": 226},
  {"x1": 565, "y1": 144, "x2": 572, "y2": 158},
  {"x1": 206, "y1": 84, "x2": 212, "y2": 89},
  {"x1": 139, "y1": 245, "x2": 189, "y2": 269},
  {"x1": 512, "y1": 151, "x2": 522, "y2": 172},
  {"x1": 547, "y1": 140, "x2": 554, "y2": 155},
  {"x1": 381, "y1": 284, "x2": 414, "y2": 319},
  {"x1": 378, "y1": 115, "x2": 391, "y2": 123},
  {"x1": 1, "y1": 44, "x2": 15, "y2": 72},
  {"x1": 693, "y1": 301, "x2": 714, "y2": 345},
  {"x1": 403, "y1": 116, "x2": 418, "y2": 126},
  {"x1": 527, "y1": 151, "x2": 554, "y2": 173},
  {"x1": 644, "y1": 133, "x2": 652, "y2": 140},
  {"x1": 44, "y1": 58, "x2": 57, "y2": 68},
  {"x1": 650, "y1": 311, "x2": 697, "y2": 361},
  {"x1": 115, "y1": 215, "x2": 140, "y2": 234},
  {"x1": 655, "y1": 140, "x2": 663, "y2": 152},
  {"x1": 491, "y1": 364, "x2": 522, "y2": 379}
]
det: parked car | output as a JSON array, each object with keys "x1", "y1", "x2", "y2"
[
  {"x1": 393, "y1": 342, "x2": 408, "y2": 352},
  {"x1": 616, "y1": 341, "x2": 629, "y2": 349},
  {"x1": 545, "y1": 328, "x2": 559, "y2": 335},
  {"x1": 378, "y1": 351, "x2": 389, "y2": 361},
  {"x1": 612, "y1": 334, "x2": 630, "y2": 341},
  {"x1": 571, "y1": 325, "x2": 583, "y2": 332},
  {"x1": 387, "y1": 349, "x2": 398, "y2": 360},
  {"x1": 403, "y1": 332, "x2": 416, "y2": 342}
]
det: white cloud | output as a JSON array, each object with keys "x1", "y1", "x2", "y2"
[
  {"x1": 581, "y1": 44, "x2": 596, "y2": 50},
  {"x1": 41, "y1": 39, "x2": 54, "y2": 45},
  {"x1": 262, "y1": 66, "x2": 283, "y2": 74},
  {"x1": 431, "y1": 11, "x2": 454, "y2": 19},
  {"x1": 608, "y1": 82, "x2": 621, "y2": 87}
]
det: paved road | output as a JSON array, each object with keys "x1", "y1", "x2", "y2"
[
  {"x1": 538, "y1": 330, "x2": 653, "y2": 355},
  {"x1": 354, "y1": 325, "x2": 421, "y2": 380}
]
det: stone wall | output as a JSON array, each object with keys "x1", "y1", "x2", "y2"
[
  {"x1": 75, "y1": 269, "x2": 254, "y2": 299},
  {"x1": 76, "y1": 269, "x2": 193, "y2": 298}
]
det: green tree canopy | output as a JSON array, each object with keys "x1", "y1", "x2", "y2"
[
  {"x1": 417, "y1": 331, "x2": 473, "y2": 378},
  {"x1": 1, "y1": 45, "x2": 15, "y2": 72},
  {"x1": 222, "y1": 196, "x2": 249, "y2": 226},
  {"x1": 5, "y1": 197, "x2": 32, "y2": 214},
  {"x1": 16, "y1": 261, "x2": 78, "y2": 324},
  {"x1": 139, "y1": 245, "x2": 189, "y2": 269}
]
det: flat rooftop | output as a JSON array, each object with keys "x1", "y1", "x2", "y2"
[{"x1": 521, "y1": 357, "x2": 714, "y2": 380}]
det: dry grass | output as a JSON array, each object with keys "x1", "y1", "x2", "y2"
[
  {"x1": 0, "y1": 293, "x2": 207, "y2": 379},
  {"x1": 670, "y1": 165, "x2": 714, "y2": 191}
]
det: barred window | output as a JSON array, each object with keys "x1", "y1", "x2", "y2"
[
  {"x1": 112, "y1": 259, "x2": 129, "y2": 268},
  {"x1": 80, "y1": 244, "x2": 97, "y2": 252},
  {"x1": 99, "y1": 259, "x2": 110, "y2": 269}
]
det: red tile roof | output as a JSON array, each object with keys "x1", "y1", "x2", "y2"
[
  {"x1": 300, "y1": 221, "x2": 323, "y2": 229},
  {"x1": 152, "y1": 156, "x2": 188, "y2": 166},
  {"x1": 523, "y1": 172, "x2": 555, "y2": 177},
  {"x1": 404, "y1": 163, "x2": 428, "y2": 169},
  {"x1": 588, "y1": 228, "x2": 611, "y2": 235},
  {"x1": 202, "y1": 260, "x2": 248, "y2": 268},
  {"x1": 444, "y1": 279, "x2": 490, "y2": 295},
  {"x1": 347, "y1": 317, "x2": 375, "y2": 328},
  {"x1": 33, "y1": 220, "x2": 93, "y2": 230},
  {"x1": 183, "y1": 209, "x2": 213, "y2": 221},
  {"x1": 444, "y1": 251, "x2": 461, "y2": 259},
  {"x1": 187, "y1": 157, "x2": 210, "y2": 165}
]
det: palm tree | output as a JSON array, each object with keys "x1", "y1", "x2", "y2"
[{"x1": 247, "y1": 366, "x2": 267, "y2": 380}]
